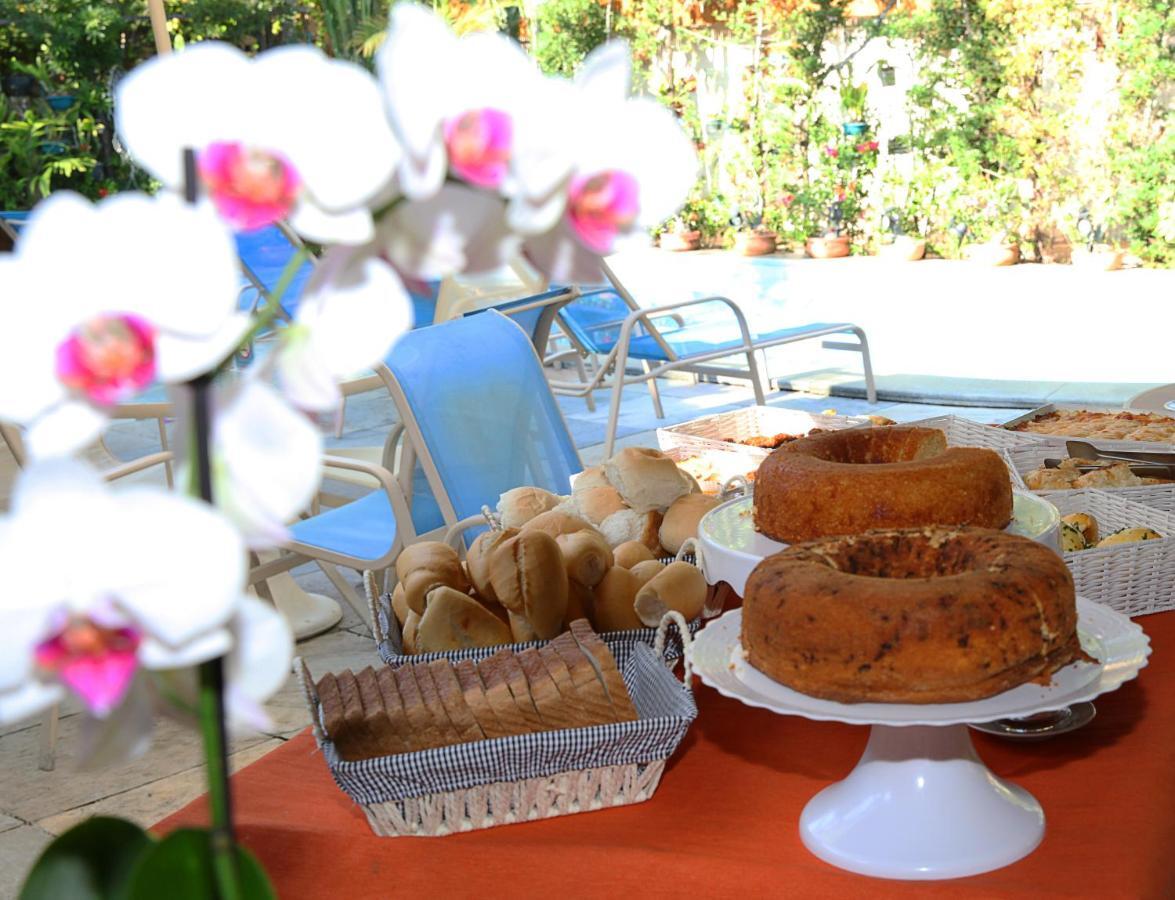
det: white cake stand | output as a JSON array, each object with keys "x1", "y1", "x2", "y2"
[
  {"x1": 697, "y1": 489, "x2": 1060, "y2": 596},
  {"x1": 688, "y1": 600, "x2": 1150, "y2": 880}
]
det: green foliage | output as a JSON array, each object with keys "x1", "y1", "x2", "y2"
[{"x1": 533, "y1": 0, "x2": 608, "y2": 77}]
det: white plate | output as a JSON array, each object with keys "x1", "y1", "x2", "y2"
[
  {"x1": 688, "y1": 597, "x2": 1149, "y2": 727},
  {"x1": 697, "y1": 489, "x2": 1060, "y2": 595}
]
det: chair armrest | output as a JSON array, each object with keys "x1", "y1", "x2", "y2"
[
  {"x1": 103, "y1": 451, "x2": 174, "y2": 482},
  {"x1": 443, "y1": 513, "x2": 495, "y2": 551},
  {"x1": 321, "y1": 453, "x2": 419, "y2": 544}
]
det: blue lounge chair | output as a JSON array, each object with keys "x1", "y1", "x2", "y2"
[
  {"x1": 250, "y1": 309, "x2": 582, "y2": 618},
  {"x1": 549, "y1": 259, "x2": 877, "y2": 455}
]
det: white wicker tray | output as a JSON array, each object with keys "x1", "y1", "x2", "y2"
[
  {"x1": 1006, "y1": 443, "x2": 1175, "y2": 512},
  {"x1": 297, "y1": 615, "x2": 697, "y2": 837},
  {"x1": 1049, "y1": 489, "x2": 1175, "y2": 617},
  {"x1": 656, "y1": 406, "x2": 867, "y2": 460},
  {"x1": 904, "y1": 415, "x2": 1041, "y2": 452},
  {"x1": 999, "y1": 404, "x2": 1175, "y2": 450}
]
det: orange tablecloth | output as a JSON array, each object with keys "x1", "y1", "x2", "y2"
[{"x1": 159, "y1": 612, "x2": 1175, "y2": 899}]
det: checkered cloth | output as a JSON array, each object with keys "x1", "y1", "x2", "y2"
[{"x1": 310, "y1": 639, "x2": 697, "y2": 805}]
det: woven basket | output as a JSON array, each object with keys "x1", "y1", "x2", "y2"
[
  {"x1": 1006, "y1": 443, "x2": 1175, "y2": 512},
  {"x1": 1046, "y1": 489, "x2": 1175, "y2": 617},
  {"x1": 904, "y1": 415, "x2": 1040, "y2": 452},
  {"x1": 656, "y1": 405, "x2": 868, "y2": 460},
  {"x1": 297, "y1": 614, "x2": 698, "y2": 837},
  {"x1": 660, "y1": 444, "x2": 763, "y2": 495},
  {"x1": 998, "y1": 405, "x2": 1175, "y2": 451}
]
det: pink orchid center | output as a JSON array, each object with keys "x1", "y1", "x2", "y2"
[
  {"x1": 56, "y1": 313, "x2": 157, "y2": 406},
  {"x1": 444, "y1": 108, "x2": 512, "y2": 189},
  {"x1": 566, "y1": 170, "x2": 640, "y2": 255},
  {"x1": 198, "y1": 141, "x2": 301, "y2": 232},
  {"x1": 34, "y1": 619, "x2": 141, "y2": 717}
]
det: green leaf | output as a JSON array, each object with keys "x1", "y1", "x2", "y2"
[
  {"x1": 20, "y1": 816, "x2": 153, "y2": 900},
  {"x1": 127, "y1": 829, "x2": 275, "y2": 900}
]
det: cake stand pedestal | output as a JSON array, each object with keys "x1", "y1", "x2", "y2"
[
  {"x1": 688, "y1": 603, "x2": 1150, "y2": 881},
  {"x1": 800, "y1": 723, "x2": 1042, "y2": 879}
]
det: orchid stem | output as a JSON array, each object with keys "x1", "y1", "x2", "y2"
[
  {"x1": 216, "y1": 245, "x2": 312, "y2": 376},
  {"x1": 190, "y1": 373, "x2": 241, "y2": 900}
]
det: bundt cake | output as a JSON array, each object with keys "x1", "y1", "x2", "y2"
[
  {"x1": 741, "y1": 527, "x2": 1082, "y2": 704},
  {"x1": 752, "y1": 426, "x2": 1012, "y2": 544}
]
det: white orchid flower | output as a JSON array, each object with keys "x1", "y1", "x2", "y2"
[
  {"x1": 0, "y1": 460, "x2": 284, "y2": 726},
  {"x1": 378, "y1": 4, "x2": 562, "y2": 200},
  {"x1": 116, "y1": 42, "x2": 401, "y2": 245},
  {"x1": 524, "y1": 43, "x2": 698, "y2": 283},
  {"x1": 0, "y1": 192, "x2": 244, "y2": 458},
  {"x1": 181, "y1": 380, "x2": 325, "y2": 550},
  {"x1": 276, "y1": 245, "x2": 413, "y2": 411}
]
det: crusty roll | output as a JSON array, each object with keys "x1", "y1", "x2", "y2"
[
  {"x1": 574, "y1": 485, "x2": 627, "y2": 526},
  {"x1": 571, "y1": 466, "x2": 611, "y2": 493},
  {"x1": 628, "y1": 559, "x2": 665, "y2": 588},
  {"x1": 565, "y1": 581, "x2": 594, "y2": 628},
  {"x1": 396, "y1": 542, "x2": 470, "y2": 614},
  {"x1": 416, "y1": 586, "x2": 512, "y2": 652},
  {"x1": 604, "y1": 447, "x2": 692, "y2": 513},
  {"x1": 613, "y1": 541, "x2": 655, "y2": 568},
  {"x1": 599, "y1": 507, "x2": 663, "y2": 552},
  {"x1": 497, "y1": 486, "x2": 561, "y2": 529},
  {"x1": 402, "y1": 610, "x2": 420, "y2": 653},
  {"x1": 508, "y1": 610, "x2": 539, "y2": 642},
  {"x1": 487, "y1": 530, "x2": 569, "y2": 639},
  {"x1": 521, "y1": 509, "x2": 596, "y2": 540},
  {"x1": 465, "y1": 527, "x2": 519, "y2": 604},
  {"x1": 659, "y1": 493, "x2": 719, "y2": 555},
  {"x1": 557, "y1": 529, "x2": 614, "y2": 587},
  {"x1": 592, "y1": 566, "x2": 643, "y2": 631},
  {"x1": 391, "y1": 582, "x2": 410, "y2": 627},
  {"x1": 1062, "y1": 512, "x2": 1098, "y2": 546},
  {"x1": 633, "y1": 561, "x2": 707, "y2": 626}
]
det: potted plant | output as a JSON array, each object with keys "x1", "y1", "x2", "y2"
[
  {"x1": 805, "y1": 201, "x2": 851, "y2": 258},
  {"x1": 957, "y1": 177, "x2": 1023, "y2": 266},
  {"x1": 1068, "y1": 206, "x2": 1125, "y2": 271},
  {"x1": 839, "y1": 82, "x2": 869, "y2": 137},
  {"x1": 2, "y1": 72, "x2": 36, "y2": 97},
  {"x1": 659, "y1": 216, "x2": 701, "y2": 251},
  {"x1": 877, "y1": 60, "x2": 896, "y2": 88},
  {"x1": 877, "y1": 208, "x2": 926, "y2": 260},
  {"x1": 734, "y1": 224, "x2": 777, "y2": 256}
]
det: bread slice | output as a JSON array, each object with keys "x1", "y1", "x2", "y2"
[
  {"x1": 392, "y1": 664, "x2": 447, "y2": 751},
  {"x1": 454, "y1": 659, "x2": 510, "y2": 739},
  {"x1": 412, "y1": 662, "x2": 464, "y2": 745},
  {"x1": 497, "y1": 653, "x2": 546, "y2": 733},
  {"x1": 570, "y1": 619, "x2": 639, "y2": 722},
  {"x1": 334, "y1": 670, "x2": 385, "y2": 760},
  {"x1": 537, "y1": 646, "x2": 595, "y2": 728},
  {"x1": 356, "y1": 666, "x2": 406, "y2": 756},
  {"x1": 375, "y1": 666, "x2": 415, "y2": 753},
  {"x1": 550, "y1": 632, "x2": 618, "y2": 725},
  {"x1": 428, "y1": 659, "x2": 485, "y2": 744},
  {"x1": 477, "y1": 651, "x2": 534, "y2": 735},
  {"x1": 314, "y1": 671, "x2": 348, "y2": 746},
  {"x1": 516, "y1": 648, "x2": 576, "y2": 730}
]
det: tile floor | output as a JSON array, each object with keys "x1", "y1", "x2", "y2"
[{"x1": 0, "y1": 372, "x2": 1051, "y2": 894}]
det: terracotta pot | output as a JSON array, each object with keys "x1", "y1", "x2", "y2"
[
  {"x1": 1070, "y1": 246, "x2": 1125, "y2": 271},
  {"x1": 878, "y1": 236, "x2": 926, "y2": 261},
  {"x1": 660, "y1": 230, "x2": 701, "y2": 252},
  {"x1": 805, "y1": 235, "x2": 851, "y2": 259},
  {"x1": 734, "y1": 230, "x2": 777, "y2": 257},
  {"x1": 964, "y1": 242, "x2": 1020, "y2": 267}
]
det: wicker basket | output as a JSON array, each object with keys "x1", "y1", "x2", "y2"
[
  {"x1": 998, "y1": 404, "x2": 1175, "y2": 451},
  {"x1": 659, "y1": 444, "x2": 763, "y2": 495},
  {"x1": 297, "y1": 614, "x2": 698, "y2": 837},
  {"x1": 656, "y1": 406, "x2": 868, "y2": 460},
  {"x1": 1049, "y1": 489, "x2": 1175, "y2": 617},
  {"x1": 904, "y1": 415, "x2": 1041, "y2": 452},
  {"x1": 1006, "y1": 443, "x2": 1175, "y2": 512}
]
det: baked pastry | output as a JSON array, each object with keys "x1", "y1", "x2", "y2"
[
  {"x1": 603, "y1": 447, "x2": 693, "y2": 513},
  {"x1": 1009, "y1": 409, "x2": 1175, "y2": 443},
  {"x1": 742, "y1": 527, "x2": 1082, "y2": 703},
  {"x1": 496, "y1": 486, "x2": 560, "y2": 528},
  {"x1": 753, "y1": 426, "x2": 1013, "y2": 543},
  {"x1": 659, "y1": 493, "x2": 719, "y2": 555}
]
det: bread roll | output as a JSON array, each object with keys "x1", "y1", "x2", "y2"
[
  {"x1": 571, "y1": 466, "x2": 610, "y2": 493},
  {"x1": 521, "y1": 509, "x2": 596, "y2": 539},
  {"x1": 592, "y1": 566, "x2": 643, "y2": 631},
  {"x1": 497, "y1": 486, "x2": 561, "y2": 529},
  {"x1": 416, "y1": 586, "x2": 511, "y2": 651},
  {"x1": 1097, "y1": 526, "x2": 1162, "y2": 547},
  {"x1": 565, "y1": 581, "x2": 594, "y2": 628},
  {"x1": 391, "y1": 582, "x2": 410, "y2": 627},
  {"x1": 659, "y1": 493, "x2": 719, "y2": 555},
  {"x1": 629, "y1": 559, "x2": 665, "y2": 588},
  {"x1": 508, "y1": 610, "x2": 539, "y2": 642},
  {"x1": 613, "y1": 541, "x2": 655, "y2": 568},
  {"x1": 487, "y1": 530, "x2": 568, "y2": 639},
  {"x1": 557, "y1": 529, "x2": 614, "y2": 588},
  {"x1": 402, "y1": 610, "x2": 420, "y2": 653},
  {"x1": 604, "y1": 447, "x2": 691, "y2": 513},
  {"x1": 1061, "y1": 512, "x2": 1098, "y2": 546},
  {"x1": 465, "y1": 527, "x2": 519, "y2": 604},
  {"x1": 396, "y1": 542, "x2": 470, "y2": 614},
  {"x1": 599, "y1": 507, "x2": 663, "y2": 552},
  {"x1": 574, "y1": 485, "x2": 627, "y2": 525},
  {"x1": 633, "y1": 561, "x2": 707, "y2": 626}
]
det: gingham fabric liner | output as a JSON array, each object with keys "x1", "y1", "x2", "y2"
[
  {"x1": 309, "y1": 641, "x2": 696, "y2": 805},
  {"x1": 376, "y1": 595, "x2": 700, "y2": 666}
]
